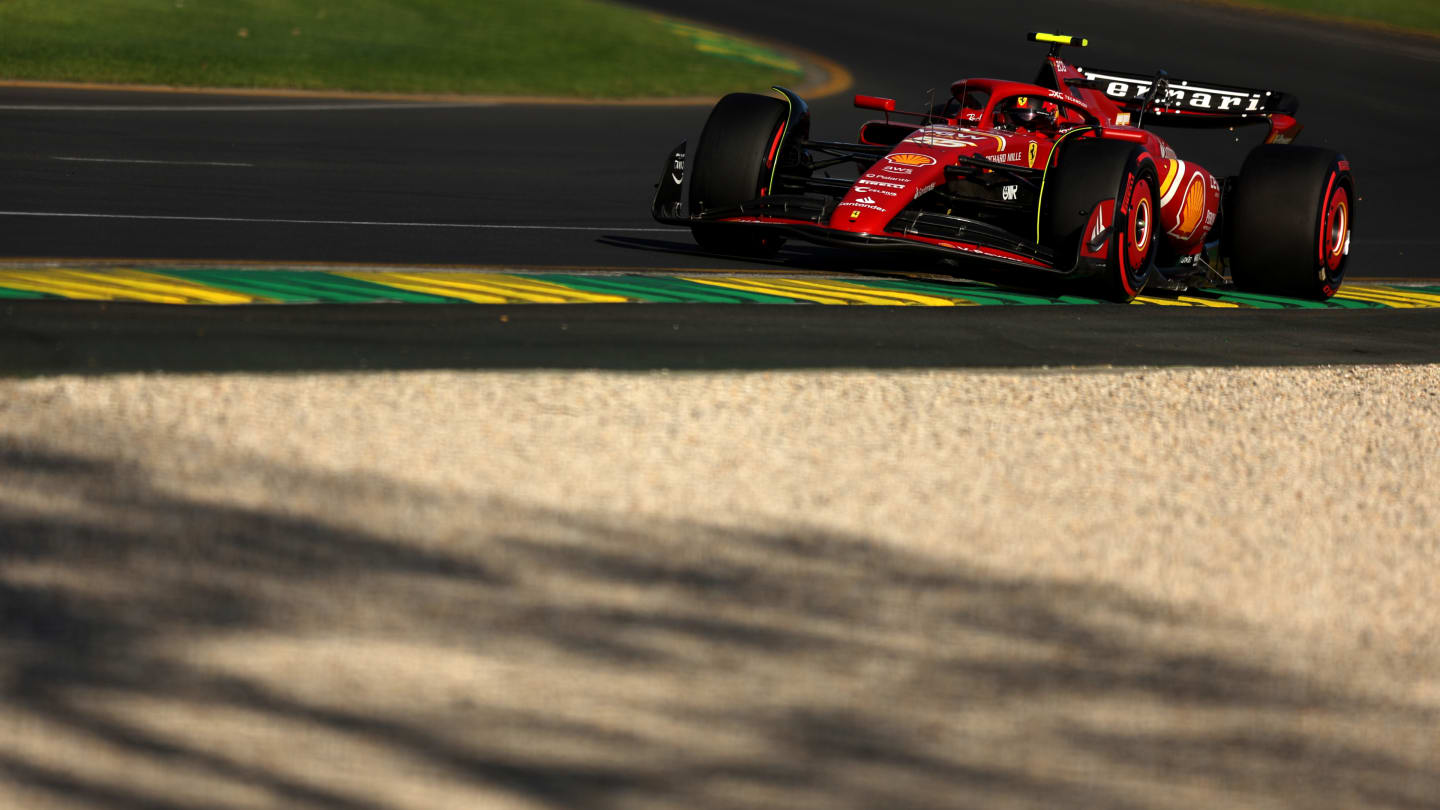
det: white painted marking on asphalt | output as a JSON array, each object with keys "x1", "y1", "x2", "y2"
[
  {"x1": 0, "y1": 210, "x2": 673, "y2": 232},
  {"x1": 54, "y1": 156, "x2": 254, "y2": 167},
  {"x1": 0, "y1": 102, "x2": 484, "y2": 112}
]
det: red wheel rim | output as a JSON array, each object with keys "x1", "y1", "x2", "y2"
[
  {"x1": 1321, "y1": 185, "x2": 1350, "y2": 274},
  {"x1": 1119, "y1": 176, "x2": 1155, "y2": 295}
]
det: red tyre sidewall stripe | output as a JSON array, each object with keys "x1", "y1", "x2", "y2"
[
  {"x1": 1318, "y1": 171, "x2": 1338, "y2": 266},
  {"x1": 1118, "y1": 168, "x2": 1154, "y2": 298},
  {"x1": 761, "y1": 122, "x2": 787, "y2": 197}
]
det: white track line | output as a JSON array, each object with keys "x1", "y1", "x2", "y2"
[
  {"x1": 54, "y1": 156, "x2": 255, "y2": 167},
  {"x1": 0, "y1": 102, "x2": 483, "y2": 112},
  {"x1": 0, "y1": 210, "x2": 673, "y2": 232}
]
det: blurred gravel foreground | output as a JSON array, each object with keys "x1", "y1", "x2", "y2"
[{"x1": 2, "y1": 366, "x2": 1438, "y2": 809}]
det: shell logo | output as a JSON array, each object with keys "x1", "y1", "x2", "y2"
[
  {"x1": 886, "y1": 153, "x2": 937, "y2": 167},
  {"x1": 1176, "y1": 177, "x2": 1206, "y2": 238}
]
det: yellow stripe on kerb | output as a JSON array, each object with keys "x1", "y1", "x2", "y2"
[
  {"x1": 1333, "y1": 286, "x2": 1440, "y2": 308},
  {"x1": 1132, "y1": 294, "x2": 1234, "y2": 308},
  {"x1": 761, "y1": 278, "x2": 964, "y2": 305},
  {"x1": 685, "y1": 276, "x2": 962, "y2": 305},
  {"x1": 1175, "y1": 295, "x2": 1239, "y2": 308},
  {"x1": 0, "y1": 269, "x2": 258, "y2": 303},
  {"x1": 342, "y1": 272, "x2": 628, "y2": 303},
  {"x1": 814, "y1": 278, "x2": 975, "y2": 305},
  {"x1": 684, "y1": 277, "x2": 853, "y2": 304}
]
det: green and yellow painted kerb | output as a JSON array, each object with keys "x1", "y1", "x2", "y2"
[
  {"x1": 656, "y1": 20, "x2": 804, "y2": 74},
  {"x1": 1, "y1": 267, "x2": 1438, "y2": 308}
]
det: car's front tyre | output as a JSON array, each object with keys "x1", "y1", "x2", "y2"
[
  {"x1": 688, "y1": 92, "x2": 791, "y2": 256},
  {"x1": 1043, "y1": 139, "x2": 1161, "y2": 302}
]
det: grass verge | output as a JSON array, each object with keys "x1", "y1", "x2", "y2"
[
  {"x1": 1212, "y1": 0, "x2": 1440, "y2": 35},
  {"x1": 0, "y1": 0, "x2": 805, "y2": 97}
]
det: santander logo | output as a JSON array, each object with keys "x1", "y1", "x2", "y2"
[{"x1": 855, "y1": 196, "x2": 878, "y2": 205}]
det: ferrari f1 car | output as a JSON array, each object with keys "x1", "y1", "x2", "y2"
[{"x1": 651, "y1": 32, "x2": 1354, "y2": 302}]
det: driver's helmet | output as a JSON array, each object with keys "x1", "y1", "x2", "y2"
[{"x1": 1000, "y1": 96, "x2": 1059, "y2": 133}]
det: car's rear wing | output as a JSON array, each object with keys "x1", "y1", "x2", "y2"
[{"x1": 1070, "y1": 68, "x2": 1302, "y2": 141}]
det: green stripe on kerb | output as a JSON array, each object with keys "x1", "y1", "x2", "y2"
[
  {"x1": 1203, "y1": 289, "x2": 1333, "y2": 309},
  {"x1": 1319, "y1": 295, "x2": 1386, "y2": 309},
  {"x1": 535, "y1": 274, "x2": 798, "y2": 303},
  {"x1": 657, "y1": 20, "x2": 803, "y2": 73},
  {"x1": 0, "y1": 285, "x2": 48, "y2": 299},
  {"x1": 856, "y1": 277, "x2": 1103, "y2": 305},
  {"x1": 156, "y1": 270, "x2": 462, "y2": 303},
  {"x1": 0, "y1": 269, "x2": 1436, "y2": 308}
]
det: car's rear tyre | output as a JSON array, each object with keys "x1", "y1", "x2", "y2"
[
  {"x1": 689, "y1": 92, "x2": 790, "y2": 256},
  {"x1": 1043, "y1": 139, "x2": 1160, "y2": 302},
  {"x1": 1229, "y1": 145, "x2": 1353, "y2": 300}
]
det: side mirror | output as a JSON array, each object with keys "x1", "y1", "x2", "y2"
[
  {"x1": 859, "y1": 121, "x2": 917, "y2": 146},
  {"x1": 853, "y1": 95, "x2": 897, "y2": 113}
]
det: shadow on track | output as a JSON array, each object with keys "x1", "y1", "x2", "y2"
[
  {"x1": 593, "y1": 233, "x2": 1217, "y2": 297},
  {"x1": 595, "y1": 235, "x2": 885, "y2": 274},
  {"x1": 3, "y1": 301, "x2": 1439, "y2": 375},
  {"x1": 596, "y1": 235, "x2": 1040, "y2": 288},
  {"x1": 2, "y1": 426, "x2": 1437, "y2": 809}
]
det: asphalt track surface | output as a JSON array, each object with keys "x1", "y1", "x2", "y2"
[
  {"x1": 5, "y1": 301, "x2": 1439, "y2": 374},
  {"x1": 2, "y1": 0, "x2": 1438, "y2": 369}
]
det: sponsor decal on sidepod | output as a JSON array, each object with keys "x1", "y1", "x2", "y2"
[
  {"x1": 885, "y1": 153, "x2": 937, "y2": 167},
  {"x1": 904, "y1": 135, "x2": 979, "y2": 149},
  {"x1": 1174, "y1": 176, "x2": 1206, "y2": 239},
  {"x1": 839, "y1": 201, "x2": 888, "y2": 212}
]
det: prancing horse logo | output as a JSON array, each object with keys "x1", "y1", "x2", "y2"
[{"x1": 1027, "y1": 142, "x2": 1038, "y2": 168}]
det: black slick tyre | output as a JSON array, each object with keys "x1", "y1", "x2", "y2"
[
  {"x1": 1229, "y1": 145, "x2": 1354, "y2": 300},
  {"x1": 688, "y1": 92, "x2": 790, "y2": 256},
  {"x1": 1043, "y1": 139, "x2": 1161, "y2": 302}
]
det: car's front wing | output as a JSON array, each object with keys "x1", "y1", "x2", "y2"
[{"x1": 650, "y1": 140, "x2": 1073, "y2": 275}]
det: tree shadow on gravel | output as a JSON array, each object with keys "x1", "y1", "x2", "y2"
[{"x1": 1, "y1": 437, "x2": 1437, "y2": 809}]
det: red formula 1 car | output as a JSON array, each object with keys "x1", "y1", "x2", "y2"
[{"x1": 652, "y1": 32, "x2": 1354, "y2": 302}]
